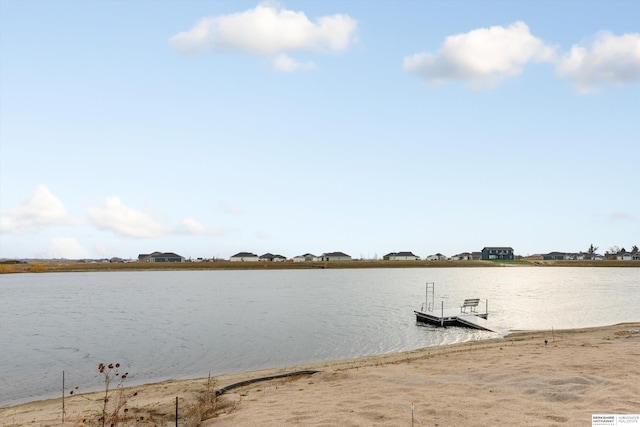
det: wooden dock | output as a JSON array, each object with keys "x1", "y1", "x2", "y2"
[{"x1": 414, "y1": 282, "x2": 493, "y2": 331}]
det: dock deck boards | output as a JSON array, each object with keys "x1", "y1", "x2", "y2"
[
  {"x1": 414, "y1": 308, "x2": 493, "y2": 331},
  {"x1": 455, "y1": 314, "x2": 492, "y2": 331}
]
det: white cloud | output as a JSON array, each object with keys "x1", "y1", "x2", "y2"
[
  {"x1": 222, "y1": 201, "x2": 243, "y2": 215},
  {"x1": 0, "y1": 185, "x2": 78, "y2": 234},
  {"x1": 556, "y1": 31, "x2": 640, "y2": 94},
  {"x1": 256, "y1": 230, "x2": 270, "y2": 240},
  {"x1": 403, "y1": 21, "x2": 555, "y2": 90},
  {"x1": 181, "y1": 218, "x2": 224, "y2": 236},
  {"x1": 168, "y1": 2, "x2": 357, "y2": 71},
  {"x1": 87, "y1": 197, "x2": 171, "y2": 238},
  {"x1": 273, "y1": 53, "x2": 316, "y2": 72},
  {"x1": 610, "y1": 212, "x2": 636, "y2": 222},
  {"x1": 46, "y1": 237, "x2": 91, "y2": 259}
]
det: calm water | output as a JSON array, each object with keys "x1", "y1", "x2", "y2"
[{"x1": 1, "y1": 267, "x2": 638, "y2": 407}]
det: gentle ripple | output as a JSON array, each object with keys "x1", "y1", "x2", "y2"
[{"x1": 0, "y1": 267, "x2": 638, "y2": 407}]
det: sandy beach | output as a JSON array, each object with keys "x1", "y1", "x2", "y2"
[{"x1": 2, "y1": 322, "x2": 639, "y2": 426}]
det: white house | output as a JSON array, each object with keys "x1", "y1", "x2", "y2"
[
  {"x1": 293, "y1": 253, "x2": 320, "y2": 262},
  {"x1": 450, "y1": 252, "x2": 472, "y2": 261},
  {"x1": 383, "y1": 251, "x2": 420, "y2": 261},
  {"x1": 230, "y1": 252, "x2": 259, "y2": 262},
  {"x1": 617, "y1": 252, "x2": 634, "y2": 261},
  {"x1": 576, "y1": 252, "x2": 604, "y2": 260},
  {"x1": 425, "y1": 253, "x2": 447, "y2": 261}
]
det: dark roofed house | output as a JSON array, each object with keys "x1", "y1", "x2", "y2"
[
  {"x1": 321, "y1": 252, "x2": 352, "y2": 261},
  {"x1": 230, "y1": 252, "x2": 259, "y2": 262},
  {"x1": 481, "y1": 247, "x2": 514, "y2": 260},
  {"x1": 451, "y1": 252, "x2": 472, "y2": 261},
  {"x1": 293, "y1": 253, "x2": 319, "y2": 262},
  {"x1": 259, "y1": 253, "x2": 287, "y2": 262},
  {"x1": 138, "y1": 252, "x2": 185, "y2": 263},
  {"x1": 543, "y1": 252, "x2": 569, "y2": 260},
  {"x1": 383, "y1": 251, "x2": 420, "y2": 261}
]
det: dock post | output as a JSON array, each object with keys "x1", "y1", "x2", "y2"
[{"x1": 441, "y1": 301, "x2": 444, "y2": 327}]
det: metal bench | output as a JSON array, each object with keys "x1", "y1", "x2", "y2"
[{"x1": 460, "y1": 298, "x2": 480, "y2": 313}]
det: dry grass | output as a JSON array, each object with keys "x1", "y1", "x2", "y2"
[
  {"x1": 181, "y1": 375, "x2": 242, "y2": 426},
  {"x1": 2, "y1": 259, "x2": 637, "y2": 274}
]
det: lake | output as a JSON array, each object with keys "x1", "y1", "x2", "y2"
[{"x1": 0, "y1": 267, "x2": 638, "y2": 407}]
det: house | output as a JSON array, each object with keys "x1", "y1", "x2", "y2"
[
  {"x1": 451, "y1": 252, "x2": 472, "y2": 261},
  {"x1": 138, "y1": 252, "x2": 185, "y2": 263},
  {"x1": 543, "y1": 252, "x2": 569, "y2": 260},
  {"x1": 320, "y1": 252, "x2": 352, "y2": 261},
  {"x1": 617, "y1": 252, "x2": 634, "y2": 261},
  {"x1": 229, "y1": 252, "x2": 259, "y2": 262},
  {"x1": 425, "y1": 253, "x2": 447, "y2": 261},
  {"x1": 575, "y1": 252, "x2": 604, "y2": 261},
  {"x1": 259, "y1": 253, "x2": 287, "y2": 262},
  {"x1": 383, "y1": 251, "x2": 420, "y2": 261},
  {"x1": 259, "y1": 253, "x2": 274, "y2": 261},
  {"x1": 293, "y1": 253, "x2": 320, "y2": 262},
  {"x1": 481, "y1": 247, "x2": 514, "y2": 260}
]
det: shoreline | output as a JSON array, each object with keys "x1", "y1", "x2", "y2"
[{"x1": 2, "y1": 322, "x2": 639, "y2": 426}]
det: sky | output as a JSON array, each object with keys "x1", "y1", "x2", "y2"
[{"x1": 1, "y1": 0, "x2": 639, "y2": 260}]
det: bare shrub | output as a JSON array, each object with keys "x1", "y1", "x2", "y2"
[
  {"x1": 183, "y1": 375, "x2": 219, "y2": 426},
  {"x1": 71, "y1": 363, "x2": 151, "y2": 427}
]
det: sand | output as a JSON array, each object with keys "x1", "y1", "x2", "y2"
[{"x1": 2, "y1": 323, "x2": 639, "y2": 426}]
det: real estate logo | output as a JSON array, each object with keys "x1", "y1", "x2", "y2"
[{"x1": 593, "y1": 414, "x2": 640, "y2": 426}]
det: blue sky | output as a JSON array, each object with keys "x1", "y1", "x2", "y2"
[{"x1": 1, "y1": 0, "x2": 639, "y2": 260}]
